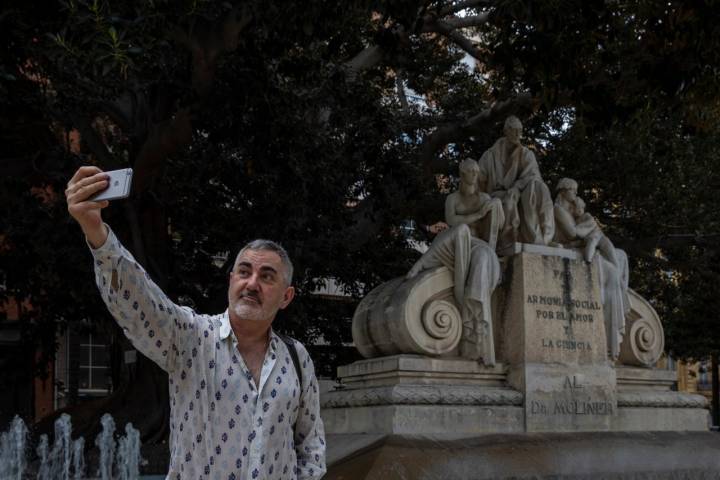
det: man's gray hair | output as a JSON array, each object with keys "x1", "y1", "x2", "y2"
[{"x1": 234, "y1": 239, "x2": 294, "y2": 285}]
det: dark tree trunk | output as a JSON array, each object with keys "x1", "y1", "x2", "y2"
[{"x1": 712, "y1": 352, "x2": 719, "y2": 429}]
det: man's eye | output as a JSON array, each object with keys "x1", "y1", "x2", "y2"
[
  {"x1": 261, "y1": 273, "x2": 275, "y2": 282},
  {"x1": 238, "y1": 270, "x2": 251, "y2": 277}
]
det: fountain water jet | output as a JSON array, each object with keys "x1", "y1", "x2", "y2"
[
  {"x1": 0, "y1": 415, "x2": 29, "y2": 480},
  {"x1": 116, "y1": 423, "x2": 141, "y2": 480},
  {"x1": 0, "y1": 413, "x2": 143, "y2": 479},
  {"x1": 95, "y1": 413, "x2": 116, "y2": 480}
]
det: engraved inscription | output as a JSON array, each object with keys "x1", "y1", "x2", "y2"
[
  {"x1": 553, "y1": 269, "x2": 573, "y2": 282},
  {"x1": 529, "y1": 399, "x2": 614, "y2": 416},
  {"x1": 563, "y1": 375, "x2": 583, "y2": 389},
  {"x1": 528, "y1": 374, "x2": 612, "y2": 417},
  {"x1": 526, "y1": 295, "x2": 601, "y2": 310},
  {"x1": 541, "y1": 339, "x2": 592, "y2": 350},
  {"x1": 553, "y1": 400, "x2": 613, "y2": 415},
  {"x1": 535, "y1": 310, "x2": 594, "y2": 322}
]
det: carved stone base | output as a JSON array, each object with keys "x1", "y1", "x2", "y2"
[
  {"x1": 322, "y1": 355, "x2": 710, "y2": 435},
  {"x1": 325, "y1": 432, "x2": 720, "y2": 479},
  {"x1": 322, "y1": 355, "x2": 524, "y2": 434},
  {"x1": 322, "y1": 404, "x2": 524, "y2": 435},
  {"x1": 336, "y1": 354, "x2": 509, "y2": 388}
]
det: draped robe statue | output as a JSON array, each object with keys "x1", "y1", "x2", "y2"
[
  {"x1": 553, "y1": 178, "x2": 630, "y2": 359},
  {"x1": 407, "y1": 159, "x2": 501, "y2": 365},
  {"x1": 478, "y1": 116, "x2": 555, "y2": 247}
]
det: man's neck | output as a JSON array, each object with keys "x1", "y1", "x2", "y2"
[{"x1": 230, "y1": 315, "x2": 272, "y2": 351}]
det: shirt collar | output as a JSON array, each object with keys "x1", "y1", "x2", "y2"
[{"x1": 219, "y1": 310, "x2": 279, "y2": 352}]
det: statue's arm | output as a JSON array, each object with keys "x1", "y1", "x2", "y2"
[
  {"x1": 554, "y1": 204, "x2": 578, "y2": 239},
  {"x1": 574, "y1": 214, "x2": 600, "y2": 239},
  {"x1": 445, "y1": 193, "x2": 489, "y2": 227},
  {"x1": 477, "y1": 153, "x2": 491, "y2": 194},
  {"x1": 512, "y1": 150, "x2": 542, "y2": 191}
]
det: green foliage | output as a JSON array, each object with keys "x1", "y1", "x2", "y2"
[{"x1": 2, "y1": 0, "x2": 720, "y2": 428}]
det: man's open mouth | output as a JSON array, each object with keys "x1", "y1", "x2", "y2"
[{"x1": 239, "y1": 294, "x2": 261, "y2": 305}]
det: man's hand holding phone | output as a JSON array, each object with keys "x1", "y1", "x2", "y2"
[{"x1": 66, "y1": 166, "x2": 133, "y2": 248}]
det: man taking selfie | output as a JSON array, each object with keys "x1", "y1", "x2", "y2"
[{"x1": 66, "y1": 166, "x2": 326, "y2": 479}]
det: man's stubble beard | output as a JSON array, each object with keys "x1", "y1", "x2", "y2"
[{"x1": 230, "y1": 298, "x2": 268, "y2": 323}]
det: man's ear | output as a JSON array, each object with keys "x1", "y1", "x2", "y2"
[{"x1": 280, "y1": 286, "x2": 295, "y2": 309}]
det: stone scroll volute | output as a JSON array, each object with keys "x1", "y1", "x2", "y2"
[
  {"x1": 618, "y1": 289, "x2": 665, "y2": 367},
  {"x1": 352, "y1": 267, "x2": 462, "y2": 358}
]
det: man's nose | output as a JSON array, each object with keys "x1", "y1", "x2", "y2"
[{"x1": 245, "y1": 272, "x2": 261, "y2": 290}]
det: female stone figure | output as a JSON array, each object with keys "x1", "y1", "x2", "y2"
[
  {"x1": 445, "y1": 158, "x2": 505, "y2": 250},
  {"x1": 407, "y1": 159, "x2": 501, "y2": 365},
  {"x1": 553, "y1": 178, "x2": 619, "y2": 268},
  {"x1": 554, "y1": 178, "x2": 629, "y2": 359}
]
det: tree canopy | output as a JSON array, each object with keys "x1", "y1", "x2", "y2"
[{"x1": 2, "y1": 0, "x2": 720, "y2": 436}]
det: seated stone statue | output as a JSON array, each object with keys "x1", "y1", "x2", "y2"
[
  {"x1": 445, "y1": 158, "x2": 505, "y2": 250},
  {"x1": 553, "y1": 178, "x2": 619, "y2": 268},
  {"x1": 478, "y1": 116, "x2": 555, "y2": 247},
  {"x1": 553, "y1": 178, "x2": 629, "y2": 359},
  {"x1": 407, "y1": 159, "x2": 501, "y2": 365}
]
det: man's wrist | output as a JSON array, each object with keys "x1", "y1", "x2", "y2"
[{"x1": 85, "y1": 223, "x2": 109, "y2": 249}]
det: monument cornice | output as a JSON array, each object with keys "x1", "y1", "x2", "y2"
[
  {"x1": 617, "y1": 391, "x2": 709, "y2": 409},
  {"x1": 321, "y1": 385, "x2": 523, "y2": 409}
]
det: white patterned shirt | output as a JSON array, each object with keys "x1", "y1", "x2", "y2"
[{"x1": 90, "y1": 227, "x2": 326, "y2": 480}]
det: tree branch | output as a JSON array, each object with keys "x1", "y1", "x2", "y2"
[
  {"x1": 439, "y1": 0, "x2": 493, "y2": 17},
  {"x1": 132, "y1": 108, "x2": 192, "y2": 195},
  {"x1": 422, "y1": 18, "x2": 484, "y2": 60},
  {"x1": 419, "y1": 93, "x2": 536, "y2": 173},
  {"x1": 344, "y1": 45, "x2": 385, "y2": 82},
  {"x1": 169, "y1": 5, "x2": 252, "y2": 97},
  {"x1": 443, "y1": 14, "x2": 491, "y2": 29},
  {"x1": 395, "y1": 69, "x2": 409, "y2": 112}
]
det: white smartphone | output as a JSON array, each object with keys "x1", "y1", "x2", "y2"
[{"x1": 90, "y1": 168, "x2": 133, "y2": 201}]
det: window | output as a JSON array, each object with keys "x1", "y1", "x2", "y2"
[{"x1": 78, "y1": 333, "x2": 111, "y2": 393}]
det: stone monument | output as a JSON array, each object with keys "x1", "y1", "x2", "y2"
[{"x1": 322, "y1": 116, "x2": 713, "y2": 477}]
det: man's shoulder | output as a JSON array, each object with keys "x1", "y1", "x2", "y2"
[{"x1": 275, "y1": 332, "x2": 309, "y2": 356}]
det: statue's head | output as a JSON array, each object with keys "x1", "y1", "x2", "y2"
[
  {"x1": 459, "y1": 158, "x2": 479, "y2": 185},
  {"x1": 574, "y1": 196, "x2": 586, "y2": 216},
  {"x1": 503, "y1": 116, "x2": 523, "y2": 146},
  {"x1": 556, "y1": 178, "x2": 578, "y2": 200}
]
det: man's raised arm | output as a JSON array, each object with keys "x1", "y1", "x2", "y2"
[{"x1": 66, "y1": 166, "x2": 191, "y2": 373}]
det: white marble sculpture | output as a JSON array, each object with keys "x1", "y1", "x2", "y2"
[
  {"x1": 553, "y1": 178, "x2": 630, "y2": 359},
  {"x1": 445, "y1": 158, "x2": 505, "y2": 250},
  {"x1": 478, "y1": 116, "x2": 555, "y2": 247},
  {"x1": 407, "y1": 159, "x2": 501, "y2": 365},
  {"x1": 553, "y1": 178, "x2": 619, "y2": 268},
  {"x1": 407, "y1": 224, "x2": 500, "y2": 364}
]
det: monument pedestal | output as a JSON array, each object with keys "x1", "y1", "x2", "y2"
[
  {"x1": 499, "y1": 248, "x2": 617, "y2": 432},
  {"x1": 323, "y1": 247, "x2": 709, "y2": 437},
  {"x1": 321, "y1": 355, "x2": 524, "y2": 435}
]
